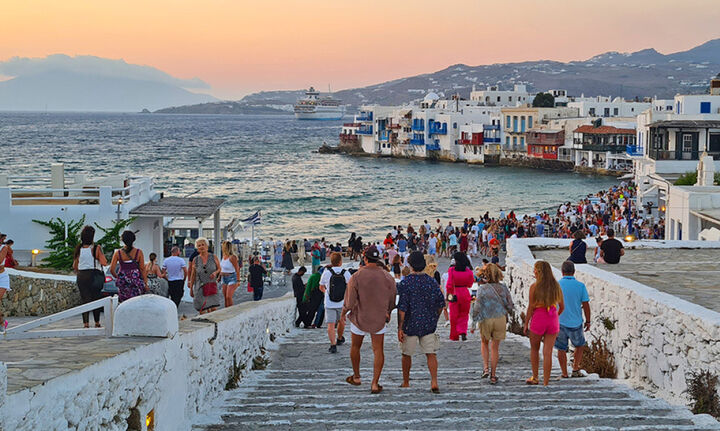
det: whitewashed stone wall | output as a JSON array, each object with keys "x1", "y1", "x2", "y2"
[
  {"x1": 0, "y1": 295, "x2": 295, "y2": 431},
  {"x1": 505, "y1": 238, "x2": 720, "y2": 405},
  {"x1": 2, "y1": 269, "x2": 81, "y2": 316}
]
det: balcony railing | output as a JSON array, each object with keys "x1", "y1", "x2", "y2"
[
  {"x1": 409, "y1": 138, "x2": 425, "y2": 145},
  {"x1": 356, "y1": 112, "x2": 373, "y2": 122},
  {"x1": 356, "y1": 126, "x2": 373, "y2": 135},
  {"x1": 626, "y1": 145, "x2": 644, "y2": 157},
  {"x1": 426, "y1": 143, "x2": 441, "y2": 151},
  {"x1": 411, "y1": 123, "x2": 425, "y2": 131},
  {"x1": 428, "y1": 122, "x2": 447, "y2": 135},
  {"x1": 459, "y1": 138, "x2": 472, "y2": 145},
  {"x1": 484, "y1": 137, "x2": 501, "y2": 143},
  {"x1": 580, "y1": 144, "x2": 625, "y2": 153}
]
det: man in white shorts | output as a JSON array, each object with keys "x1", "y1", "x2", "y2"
[{"x1": 341, "y1": 245, "x2": 396, "y2": 394}]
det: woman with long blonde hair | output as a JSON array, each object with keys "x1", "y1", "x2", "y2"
[
  {"x1": 524, "y1": 260, "x2": 564, "y2": 386},
  {"x1": 424, "y1": 255, "x2": 448, "y2": 323},
  {"x1": 219, "y1": 241, "x2": 241, "y2": 307}
]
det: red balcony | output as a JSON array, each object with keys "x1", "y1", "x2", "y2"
[
  {"x1": 528, "y1": 144, "x2": 558, "y2": 160},
  {"x1": 459, "y1": 132, "x2": 484, "y2": 145}
]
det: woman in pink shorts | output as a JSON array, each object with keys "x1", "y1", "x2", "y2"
[{"x1": 524, "y1": 260, "x2": 564, "y2": 386}]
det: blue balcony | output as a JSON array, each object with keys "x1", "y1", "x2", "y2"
[
  {"x1": 428, "y1": 121, "x2": 447, "y2": 135},
  {"x1": 484, "y1": 124, "x2": 500, "y2": 131},
  {"x1": 411, "y1": 121, "x2": 425, "y2": 131},
  {"x1": 426, "y1": 143, "x2": 441, "y2": 151},
  {"x1": 356, "y1": 112, "x2": 373, "y2": 122},
  {"x1": 626, "y1": 145, "x2": 644, "y2": 157},
  {"x1": 356, "y1": 126, "x2": 373, "y2": 135},
  {"x1": 484, "y1": 137, "x2": 501, "y2": 143},
  {"x1": 410, "y1": 137, "x2": 425, "y2": 145},
  {"x1": 379, "y1": 130, "x2": 390, "y2": 141}
]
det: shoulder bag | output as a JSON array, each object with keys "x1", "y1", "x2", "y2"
[
  {"x1": 90, "y1": 244, "x2": 106, "y2": 292},
  {"x1": 196, "y1": 256, "x2": 218, "y2": 296},
  {"x1": 446, "y1": 268, "x2": 458, "y2": 303}
]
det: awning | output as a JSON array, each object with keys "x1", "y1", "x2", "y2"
[
  {"x1": 649, "y1": 120, "x2": 720, "y2": 129},
  {"x1": 130, "y1": 197, "x2": 225, "y2": 220}
]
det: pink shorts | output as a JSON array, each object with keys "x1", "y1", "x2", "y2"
[{"x1": 529, "y1": 306, "x2": 559, "y2": 335}]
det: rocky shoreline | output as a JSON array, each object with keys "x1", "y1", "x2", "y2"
[{"x1": 317, "y1": 143, "x2": 625, "y2": 176}]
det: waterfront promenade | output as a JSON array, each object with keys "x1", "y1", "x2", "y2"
[{"x1": 195, "y1": 315, "x2": 718, "y2": 431}]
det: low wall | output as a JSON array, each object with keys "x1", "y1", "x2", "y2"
[
  {"x1": 500, "y1": 156, "x2": 575, "y2": 171},
  {"x1": 1, "y1": 269, "x2": 81, "y2": 316},
  {"x1": 505, "y1": 238, "x2": 720, "y2": 405},
  {"x1": 0, "y1": 295, "x2": 296, "y2": 431}
]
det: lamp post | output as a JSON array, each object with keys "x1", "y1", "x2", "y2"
[
  {"x1": 116, "y1": 197, "x2": 124, "y2": 222},
  {"x1": 31, "y1": 249, "x2": 40, "y2": 267}
]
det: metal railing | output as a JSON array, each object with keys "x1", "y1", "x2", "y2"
[{"x1": 2, "y1": 296, "x2": 118, "y2": 340}]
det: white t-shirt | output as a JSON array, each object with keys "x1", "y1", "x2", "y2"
[
  {"x1": 320, "y1": 266, "x2": 352, "y2": 309},
  {"x1": 163, "y1": 256, "x2": 187, "y2": 281},
  {"x1": 428, "y1": 237, "x2": 438, "y2": 250},
  {"x1": 482, "y1": 230, "x2": 488, "y2": 242}
]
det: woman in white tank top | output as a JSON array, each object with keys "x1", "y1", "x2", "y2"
[
  {"x1": 73, "y1": 226, "x2": 108, "y2": 328},
  {"x1": 220, "y1": 241, "x2": 241, "y2": 307}
]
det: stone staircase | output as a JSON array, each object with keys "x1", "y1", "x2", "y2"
[{"x1": 196, "y1": 318, "x2": 719, "y2": 431}]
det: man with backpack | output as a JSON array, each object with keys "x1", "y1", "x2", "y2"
[{"x1": 320, "y1": 252, "x2": 352, "y2": 353}]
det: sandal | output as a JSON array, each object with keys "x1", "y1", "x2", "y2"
[
  {"x1": 481, "y1": 369, "x2": 490, "y2": 378},
  {"x1": 571, "y1": 370, "x2": 585, "y2": 378},
  {"x1": 525, "y1": 376, "x2": 539, "y2": 385},
  {"x1": 490, "y1": 375, "x2": 498, "y2": 385},
  {"x1": 561, "y1": 374, "x2": 570, "y2": 378},
  {"x1": 370, "y1": 384, "x2": 383, "y2": 394},
  {"x1": 345, "y1": 375, "x2": 361, "y2": 386},
  {"x1": 431, "y1": 387, "x2": 440, "y2": 394}
]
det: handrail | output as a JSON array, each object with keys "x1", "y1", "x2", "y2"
[{"x1": 2, "y1": 296, "x2": 118, "y2": 340}]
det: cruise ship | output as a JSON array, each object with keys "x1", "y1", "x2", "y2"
[{"x1": 294, "y1": 87, "x2": 345, "y2": 120}]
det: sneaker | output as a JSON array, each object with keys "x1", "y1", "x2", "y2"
[
  {"x1": 336, "y1": 336, "x2": 346, "y2": 346},
  {"x1": 460, "y1": 333, "x2": 467, "y2": 341},
  {"x1": 329, "y1": 345, "x2": 337, "y2": 354}
]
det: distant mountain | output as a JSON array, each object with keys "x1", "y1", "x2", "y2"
[
  {"x1": 0, "y1": 54, "x2": 216, "y2": 111},
  {"x1": 229, "y1": 38, "x2": 720, "y2": 111},
  {"x1": 155, "y1": 101, "x2": 290, "y2": 115}
]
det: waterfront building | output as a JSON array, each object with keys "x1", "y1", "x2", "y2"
[
  {"x1": 339, "y1": 122, "x2": 359, "y2": 147},
  {"x1": 572, "y1": 123, "x2": 636, "y2": 171},
  {"x1": 500, "y1": 106, "x2": 579, "y2": 157},
  {"x1": 469, "y1": 84, "x2": 531, "y2": 107},
  {"x1": 632, "y1": 73, "x2": 720, "y2": 216}
]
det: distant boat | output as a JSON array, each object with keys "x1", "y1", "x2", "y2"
[{"x1": 294, "y1": 87, "x2": 344, "y2": 120}]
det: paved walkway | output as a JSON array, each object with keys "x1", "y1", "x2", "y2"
[{"x1": 195, "y1": 316, "x2": 717, "y2": 431}]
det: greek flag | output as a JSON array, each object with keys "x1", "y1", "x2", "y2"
[{"x1": 242, "y1": 211, "x2": 261, "y2": 226}]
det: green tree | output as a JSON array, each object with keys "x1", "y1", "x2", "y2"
[
  {"x1": 32, "y1": 215, "x2": 86, "y2": 271},
  {"x1": 532, "y1": 92, "x2": 555, "y2": 108}
]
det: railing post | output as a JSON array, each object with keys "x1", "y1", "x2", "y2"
[
  {"x1": 99, "y1": 186, "x2": 112, "y2": 210},
  {"x1": 0, "y1": 361, "x2": 6, "y2": 426},
  {"x1": 0, "y1": 188, "x2": 10, "y2": 210}
]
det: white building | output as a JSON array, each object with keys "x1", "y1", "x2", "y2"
[
  {"x1": 568, "y1": 96, "x2": 651, "y2": 118},
  {"x1": 0, "y1": 164, "x2": 225, "y2": 261},
  {"x1": 665, "y1": 154, "x2": 720, "y2": 240},
  {"x1": 470, "y1": 84, "x2": 531, "y2": 107}
]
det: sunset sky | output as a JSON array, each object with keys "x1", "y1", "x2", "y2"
[{"x1": 2, "y1": 0, "x2": 719, "y2": 99}]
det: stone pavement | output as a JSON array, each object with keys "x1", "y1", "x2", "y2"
[
  {"x1": 195, "y1": 315, "x2": 718, "y2": 431},
  {"x1": 533, "y1": 248, "x2": 720, "y2": 314}
]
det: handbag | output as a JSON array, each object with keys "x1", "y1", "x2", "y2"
[
  {"x1": 446, "y1": 268, "x2": 458, "y2": 303},
  {"x1": 201, "y1": 281, "x2": 218, "y2": 296},
  {"x1": 90, "y1": 244, "x2": 106, "y2": 292}
]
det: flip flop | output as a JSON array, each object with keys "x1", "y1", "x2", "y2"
[
  {"x1": 431, "y1": 387, "x2": 440, "y2": 394},
  {"x1": 370, "y1": 384, "x2": 383, "y2": 394},
  {"x1": 345, "y1": 375, "x2": 361, "y2": 386},
  {"x1": 490, "y1": 376, "x2": 498, "y2": 385},
  {"x1": 525, "y1": 376, "x2": 539, "y2": 385},
  {"x1": 481, "y1": 369, "x2": 490, "y2": 378}
]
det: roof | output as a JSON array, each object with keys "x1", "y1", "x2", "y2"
[
  {"x1": 573, "y1": 125, "x2": 635, "y2": 134},
  {"x1": 692, "y1": 209, "x2": 720, "y2": 225},
  {"x1": 130, "y1": 197, "x2": 225, "y2": 218},
  {"x1": 649, "y1": 120, "x2": 720, "y2": 129}
]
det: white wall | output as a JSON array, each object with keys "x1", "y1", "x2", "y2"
[
  {"x1": 505, "y1": 238, "x2": 720, "y2": 405},
  {"x1": 0, "y1": 295, "x2": 296, "y2": 431}
]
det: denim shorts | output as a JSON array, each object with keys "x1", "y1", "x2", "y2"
[
  {"x1": 554, "y1": 324, "x2": 586, "y2": 350},
  {"x1": 221, "y1": 273, "x2": 238, "y2": 285}
]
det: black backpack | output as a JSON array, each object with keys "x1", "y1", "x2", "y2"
[{"x1": 328, "y1": 268, "x2": 348, "y2": 302}]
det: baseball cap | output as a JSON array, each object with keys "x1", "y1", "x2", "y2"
[
  {"x1": 407, "y1": 251, "x2": 426, "y2": 272},
  {"x1": 364, "y1": 245, "x2": 381, "y2": 262}
]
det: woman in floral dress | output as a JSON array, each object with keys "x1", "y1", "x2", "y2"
[{"x1": 110, "y1": 231, "x2": 148, "y2": 302}]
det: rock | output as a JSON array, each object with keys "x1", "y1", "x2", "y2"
[{"x1": 112, "y1": 295, "x2": 178, "y2": 338}]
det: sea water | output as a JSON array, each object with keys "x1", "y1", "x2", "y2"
[{"x1": 1, "y1": 112, "x2": 617, "y2": 241}]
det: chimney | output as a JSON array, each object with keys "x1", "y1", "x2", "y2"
[
  {"x1": 710, "y1": 73, "x2": 720, "y2": 95},
  {"x1": 696, "y1": 152, "x2": 715, "y2": 186}
]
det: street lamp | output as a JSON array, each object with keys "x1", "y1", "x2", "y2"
[
  {"x1": 116, "y1": 197, "x2": 124, "y2": 221},
  {"x1": 31, "y1": 249, "x2": 40, "y2": 267}
]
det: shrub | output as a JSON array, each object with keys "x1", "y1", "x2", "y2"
[
  {"x1": 578, "y1": 336, "x2": 617, "y2": 378},
  {"x1": 686, "y1": 370, "x2": 720, "y2": 418},
  {"x1": 601, "y1": 316, "x2": 616, "y2": 331},
  {"x1": 674, "y1": 171, "x2": 720, "y2": 186}
]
